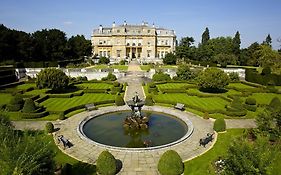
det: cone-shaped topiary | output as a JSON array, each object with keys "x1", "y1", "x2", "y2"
[
  {"x1": 115, "y1": 95, "x2": 125, "y2": 106},
  {"x1": 158, "y1": 150, "x2": 184, "y2": 175},
  {"x1": 45, "y1": 122, "x2": 54, "y2": 133},
  {"x1": 96, "y1": 150, "x2": 117, "y2": 175},
  {"x1": 22, "y1": 98, "x2": 37, "y2": 113},
  {"x1": 267, "y1": 97, "x2": 281, "y2": 112},
  {"x1": 213, "y1": 118, "x2": 226, "y2": 132},
  {"x1": 6, "y1": 94, "x2": 24, "y2": 111}
]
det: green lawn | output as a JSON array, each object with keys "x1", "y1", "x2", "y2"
[
  {"x1": 157, "y1": 83, "x2": 190, "y2": 89},
  {"x1": 89, "y1": 64, "x2": 128, "y2": 71},
  {"x1": 154, "y1": 93, "x2": 228, "y2": 111},
  {"x1": 140, "y1": 65, "x2": 152, "y2": 71},
  {"x1": 186, "y1": 88, "x2": 242, "y2": 98},
  {"x1": 184, "y1": 129, "x2": 244, "y2": 175},
  {"x1": 111, "y1": 65, "x2": 128, "y2": 70},
  {"x1": 41, "y1": 93, "x2": 115, "y2": 111},
  {"x1": 227, "y1": 83, "x2": 256, "y2": 89},
  {"x1": 76, "y1": 83, "x2": 113, "y2": 89},
  {"x1": 0, "y1": 93, "x2": 13, "y2": 105},
  {"x1": 248, "y1": 93, "x2": 281, "y2": 105},
  {"x1": 15, "y1": 83, "x2": 36, "y2": 90},
  {"x1": 24, "y1": 89, "x2": 50, "y2": 96}
]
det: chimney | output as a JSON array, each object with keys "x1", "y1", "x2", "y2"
[
  {"x1": 124, "y1": 20, "x2": 127, "y2": 26},
  {"x1": 152, "y1": 23, "x2": 155, "y2": 28},
  {"x1": 112, "y1": 21, "x2": 116, "y2": 27}
]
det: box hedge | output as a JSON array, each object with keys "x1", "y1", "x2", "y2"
[
  {"x1": 213, "y1": 118, "x2": 226, "y2": 132},
  {"x1": 96, "y1": 151, "x2": 117, "y2": 175},
  {"x1": 158, "y1": 150, "x2": 184, "y2": 175}
]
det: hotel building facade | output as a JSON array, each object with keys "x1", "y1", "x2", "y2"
[{"x1": 91, "y1": 21, "x2": 176, "y2": 63}]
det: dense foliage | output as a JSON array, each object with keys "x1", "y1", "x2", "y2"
[
  {"x1": 6, "y1": 94, "x2": 24, "y2": 111},
  {"x1": 163, "y1": 53, "x2": 177, "y2": 65},
  {"x1": 158, "y1": 150, "x2": 184, "y2": 175},
  {"x1": 145, "y1": 95, "x2": 154, "y2": 106},
  {"x1": 96, "y1": 150, "x2": 117, "y2": 175},
  {"x1": 175, "y1": 64, "x2": 196, "y2": 80},
  {"x1": 99, "y1": 57, "x2": 110, "y2": 64},
  {"x1": 152, "y1": 72, "x2": 171, "y2": 81},
  {"x1": 0, "y1": 114, "x2": 55, "y2": 175},
  {"x1": 36, "y1": 68, "x2": 69, "y2": 90},
  {"x1": 115, "y1": 95, "x2": 125, "y2": 106},
  {"x1": 197, "y1": 68, "x2": 230, "y2": 91},
  {"x1": 101, "y1": 72, "x2": 117, "y2": 81},
  {"x1": 45, "y1": 122, "x2": 54, "y2": 133},
  {"x1": 0, "y1": 24, "x2": 91, "y2": 64}
]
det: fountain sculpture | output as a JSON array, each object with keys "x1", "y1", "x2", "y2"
[{"x1": 124, "y1": 92, "x2": 149, "y2": 130}]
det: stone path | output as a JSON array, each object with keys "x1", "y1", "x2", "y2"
[
  {"x1": 225, "y1": 119, "x2": 256, "y2": 129},
  {"x1": 53, "y1": 105, "x2": 215, "y2": 175},
  {"x1": 12, "y1": 121, "x2": 54, "y2": 130}
]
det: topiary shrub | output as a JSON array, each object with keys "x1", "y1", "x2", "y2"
[
  {"x1": 267, "y1": 97, "x2": 281, "y2": 112},
  {"x1": 203, "y1": 112, "x2": 210, "y2": 119},
  {"x1": 115, "y1": 95, "x2": 125, "y2": 106},
  {"x1": 96, "y1": 150, "x2": 117, "y2": 175},
  {"x1": 145, "y1": 95, "x2": 154, "y2": 106},
  {"x1": 59, "y1": 113, "x2": 65, "y2": 120},
  {"x1": 152, "y1": 72, "x2": 171, "y2": 81},
  {"x1": 213, "y1": 118, "x2": 226, "y2": 132},
  {"x1": 261, "y1": 66, "x2": 271, "y2": 75},
  {"x1": 102, "y1": 72, "x2": 117, "y2": 81},
  {"x1": 22, "y1": 98, "x2": 37, "y2": 113},
  {"x1": 45, "y1": 122, "x2": 54, "y2": 133},
  {"x1": 149, "y1": 83, "x2": 156, "y2": 88},
  {"x1": 113, "y1": 82, "x2": 120, "y2": 87},
  {"x1": 245, "y1": 97, "x2": 256, "y2": 105},
  {"x1": 158, "y1": 150, "x2": 184, "y2": 175},
  {"x1": 228, "y1": 72, "x2": 240, "y2": 82},
  {"x1": 6, "y1": 94, "x2": 24, "y2": 111}
]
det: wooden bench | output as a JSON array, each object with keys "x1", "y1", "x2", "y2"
[
  {"x1": 174, "y1": 103, "x2": 185, "y2": 111},
  {"x1": 85, "y1": 104, "x2": 96, "y2": 111},
  {"x1": 57, "y1": 135, "x2": 72, "y2": 149}
]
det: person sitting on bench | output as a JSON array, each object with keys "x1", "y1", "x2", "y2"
[{"x1": 57, "y1": 135, "x2": 71, "y2": 149}]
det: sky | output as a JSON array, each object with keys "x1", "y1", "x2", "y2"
[{"x1": 0, "y1": 0, "x2": 280, "y2": 49}]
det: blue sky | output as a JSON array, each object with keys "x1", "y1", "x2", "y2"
[{"x1": 0, "y1": 0, "x2": 280, "y2": 49}]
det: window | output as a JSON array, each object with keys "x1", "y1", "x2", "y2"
[
  {"x1": 99, "y1": 40, "x2": 103, "y2": 44},
  {"x1": 138, "y1": 43, "x2": 141, "y2": 46},
  {"x1": 147, "y1": 50, "x2": 151, "y2": 58},
  {"x1": 99, "y1": 51, "x2": 102, "y2": 57},
  {"x1": 147, "y1": 30, "x2": 150, "y2": 33},
  {"x1": 103, "y1": 51, "x2": 106, "y2": 57},
  {"x1": 117, "y1": 40, "x2": 120, "y2": 44},
  {"x1": 108, "y1": 51, "x2": 110, "y2": 57},
  {"x1": 117, "y1": 50, "x2": 121, "y2": 57},
  {"x1": 165, "y1": 40, "x2": 168, "y2": 45},
  {"x1": 127, "y1": 43, "x2": 130, "y2": 46},
  {"x1": 117, "y1": 29, "x2": 120, "y2": 33},
  {"x1": 138, "y1": 30, "x2": 141, "y2": 34},
  {"x1": 147, "y1": 42, "x2": 150, "y2": 46},
  {"x1": 132, "y1": 43, "x2": 136, "y2": 46}
]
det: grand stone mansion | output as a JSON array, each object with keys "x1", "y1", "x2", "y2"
[{"x1": 91, "y1": 21, "x2": 176, "y2": 63}]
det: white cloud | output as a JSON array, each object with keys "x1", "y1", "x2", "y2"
[{"x1": 63, "y1": 21, "x2": 73, "y2": 25}]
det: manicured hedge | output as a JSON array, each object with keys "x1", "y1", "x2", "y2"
[
  {"x1": 22, "y1": 98, "x2": 37, "y2": 113},
  {"x1": 115, "y1": 95, "x2": 125, "y2": 106},
  {"x1": 186, "y1": 91, "x2": 232, "y2": 102},
  {"x1": 145, "y1": 95, "x2": 154, "y2": 106},
  {"x1": 158, "y1": 150, "x2": 184, "y2": 175},
  {"x1": 245, "y1": 68, "x2": 281, "y2": 86},
  {"x1": 213, "y1": 118, "x2": 226, "y2": 132},
  {"x1": 96, "y1": 151, "x2": 117, "y2": 175},
  {"x1": 35, "y1": 95, "x2": 49, "y2": 103},
  {"x1": 45, "y1": 122, "x2": 54, "y2": 133},
  {"x1": 245, "y1": 97, "x2": 256, "y2": 105},
  {"x1": 84, "y1": 89, "x2": 108, "y2": 93},
  {"x1": 20, "y1": 111, "x2": 49, "y2": 119}
]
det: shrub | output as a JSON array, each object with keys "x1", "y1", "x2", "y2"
[
  {"x1": 45, "y1": 122, "x2": 54, "y2": 133},
  {"x1": 59, "y1": 113, "x2": 65, "y2": 120},
  {"x1": 115, "y1": 95, "x2": 125, "y2": 106},
  {"x1": 261, "y1": 66, "x2": 271, "y2": 75},
  {"x1": 36, "y1": 68, "x2": 69, "y2": 90},
  {"x1": 99, "y1": 57, "x2": 110, "y2": 64},
  {"x1": 148, "y1": 83, "x2": 156, "y2": 88},
  {"x1": 203, "y1": 112, "x2": 210, "y2": 119},
  {"x1": 213, "y1": 118, "x2": 226, "y2": 132},
  {"x1": 145, "y1": 95, "x2": 154, "y2": 106},
  {"x1": 197, "y1": 67, "x2": 230, "y2": 92},
  {"x1": 102, "y1": 72, "x2": 117, "y2": 81},
  {"x1": 176, "y1": 65, "x2": 196, "y2": 80},
  {"x1": 245, "y1": 97, "x2": 256, "y2": 105},
  {"x1": 113, "y1": 82, "x2": 120, "y2": 87},
  {"x1": 22, "y1": 98, "x2": 37, "y2": 113},
  {"x1": 228, "y1": 72, "x2": 239, "y2": 82},
  {"x1": 6, "y1": 94, "x2": 24, "y2": 111},
  {"x1": 267, "y1": 97, "x2": 281, "y2": 112},
  {"x1": 96, "y1": 150, "x2": 116, "y2": 175},
  {"x1": 152, "y1": 72, "x2": 171, "y2": 82},
  {"x1": 158, "y1": 150, "x2": 184, "y2": 175},
  {"x1": 163, "y1": 53, "x2": 177, "y2": 65},
  {"x1": 227, "y1": 97, "x2": 245, "y2": 112}
]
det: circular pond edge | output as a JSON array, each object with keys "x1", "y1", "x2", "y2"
[{"x1": 77, "y1": 106, "x2": 194, "y2": 151}]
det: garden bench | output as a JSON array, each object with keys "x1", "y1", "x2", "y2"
[
  {"x1": 57, "y1": 135, "x2": 72, "y2": 149},
  {"x1": 85, "y1": 104, "x2": 96, "y2": 111},
  {"x1": 174, "y1": 103, "x2": 185, "y2": 111},
  {"x1": 199, "y1": 133, "x2": 214, "y2": 147}
]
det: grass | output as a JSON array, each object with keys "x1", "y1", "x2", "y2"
[
  {"x1": 24, "y1": 89, "x2": 50, "y2": 96},
  {"x1": 227, "y1": 83, "x2": 256, "y2": 89},
  {"x1": 248, "y1": 93, "x2": 281, "y2": 105},
  {"x1": 76, "y1": 83, "x2": 113, "y2": 89},
  {"x1": 140, "y1": 65, "x2": 151, "y2": 71},
  {"x1": 0, "y1": 93, "x2": 13, "y2": 105},
  {"x1": 15, "y1": 83, "x2": 36, "y2": 90},
  {"x1": 41, "y1": 93, "x2": 115, "y2": 111},
  {"x1": 184, "y1": 129, "x2": 245, "y2": 175},
  {"x1": 157, "y1": 83, "x2": 190, "y2": 89},
  {"x1": 154, "y1": 93, "x2": 228, "y2": 111},
  {"x1": 89, "y1": 64, "x2": 128, "y2": 71}
]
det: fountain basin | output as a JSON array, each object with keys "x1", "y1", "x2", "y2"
[{"x1": 78, "y1": 106, "x2": 194, "y2": 151}]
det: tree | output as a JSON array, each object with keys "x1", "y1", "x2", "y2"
[
  {"x1": 239, "y1": 42, "x2": 260, "y2": 66},
  {"x1": 256, "y1": 110, "x2": 275, "y2": 132},
  {"x1": 163, "y1": 53, "x2": 177, "y2": 65},
  {"x1": 66, "y1": 35, "x2": 92, "y2": 59},
  {"x1": 96, "y1": 151, "x2": 117, "y2": 175},
  {"x1": 175, "y1": 64, "x2": 195, "y2": 80},
  {"x1": 233, "y1": 31, "x2": 241, "y2": 56},
  {"x1": 201, "y1": 27, "x2": 210, "y2": 45},
  {"x1": 36, "y1": 68, "x2": 69, "y2": 90},
  {"x1": 179, "y1": 37, "x2": 194, "y2": 47},
  {"x1": 158, "y1": 150, "x2": 184, "y2": 175},
  {"x1": 214, "y1": 53, "x2": 237, "y2": 67},
  {"x1": 99, "y1": 57, "x2": 110, "y2": 64},
  {"x1": 197, "y1": 67, "x2": 230, "y2": 91},
  {"x1": 101, "y1": 72, "x2": 117, "y2": 81},
  {"x1": 152, "y1": 72, "x2": 171, "y2": 81},
  {"x1": 224, "y1": 137, "x2": 278, "y2": 175},
  {"x1": 263, "y1": 34, "x2": 272, "y2": 47}
]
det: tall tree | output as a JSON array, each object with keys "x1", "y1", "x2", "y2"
[
  {"x1": 233, "y1": 31, "x2": 241, "y2": 56},
  {"x1": 201, "y1": 27, "x2": 210, "y2": 45},
  {"x1": 263, "y1": 34, "x2": 272, "y2": 47},
  {"x1": 66, "y1": 35, "x2": 92, "y2": 59},
  {"x1": 179, "y1": 37, "x2": 194, "y2": 47}
]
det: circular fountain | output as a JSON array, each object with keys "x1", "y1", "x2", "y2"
[{"x1": 78, "y1": 93, "x2": 194, "y2": 150}]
